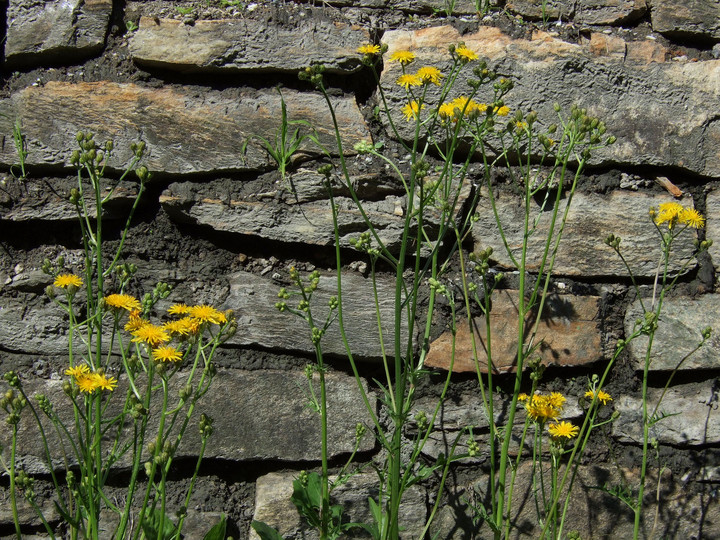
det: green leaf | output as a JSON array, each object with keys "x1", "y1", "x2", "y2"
[
  {"x1": 140, "y1": 508, "x2": 179, "y2": 540},
  {"x1": 202, "y1": 514, "x2": 227, "y2": 540},
  {"x1": 251, "y1": 520, "x2": 284, "y2": 540}
]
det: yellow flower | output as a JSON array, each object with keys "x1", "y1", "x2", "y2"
[
  {"x1": 357, "y1": 44, "x2": 380, "y2": 55},
  {"x1": 389, "y1": 50, "x2": 415, "y2": 65},
  {"x1": 54, "y1": 274, "x2": 83, "y2": 289},
  {"x1": 152, "y1": 346, "x2": 183, "y2": 363},
  {"x1": 105, "y1": 294, "x2": 142, "y2": 312},
  {"x1": 189, "y1": 305, "x2": 227, "y2": 325},
  {"x1": 452, "y1": 96, "x2": 484, "y2": 118},
  {"x1": 396, "y1": 73, "x2": 421, "y2": 89},
  {"x1": 168, "y1": 303, "x2": 192, "y2": 316},
  {"x1": 438, "y1": 102, "x2": 457, "y2": 120},
  {"x1": 518, "y1": 393, "x2": 529, "y2": 402},
  {"x1": 75, "y1": 374, "x2": 101, "y2": 393},
  {"x1": 124, "y1": 310, "x2": 147, "y2": 333},
  {"x1": 131, "y1": 324, "x2": 170, "y2": 347},
  {"x1": 163, "y1": 318, "x2": 193, "y2": 336},
  {"x1": 95, "y1": 373, "x2": 118, "y2": 392},
  {"x1": 416, "y1": 66, "x2": 443, "y2": 85},
  {"x1": 455, "y1": 45, "x2": 478, "y2": 61},
  {"x1": 494, "y1": 105, "x2": 511, "y2": 116},
  {"x1": 65, "y1": 364, "x2": 90, "y2": 378},
  {"x1": 74, "y1": 372, "x2": 117, "y2": 393},
  {"x1": 548, "y1": 392, "x2": 566, "y2": 408},
  {"x1": 402, "y1": 100, "x2": 425, "y2": 121},
  {"x1": 548, "y1": 421, "x2": 579, "y2": 440},
  {"x1": 679, "y1": 207, "x2": 705, "y2": 229},
  {"x1": 585, "y1": 389, "x2": 613, "y2": 405},
  {"x1": 525, "y1": 394, "x2": 562, "y2": 423}
]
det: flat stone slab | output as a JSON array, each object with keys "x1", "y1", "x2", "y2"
[
  {"x1": 160, "y1": 179, "x2": 408, "y2": 251},
  {"x1": 624, "y1": 295, "x2": 720, "y2": 371},
  {"x1": 472, "y1": 190, "x2": 697, "y2": 277},
  {"x1": 8, "y1": 369, "x2": 376, "y2": 474},
  {"x1": 129, "y1": 17, "x2": 368, "y2": 74},
  {"x1": 650, "y1": 0, "x2": 720, "y2": 39},
  {"x1": 4, "y1": 0, "x2": 112, "y2": 68},
  {"x1": 251, "y1": 471, "x2": 425, "y2": 540},
  {"x1": 426, "y1": 291, "x2": 602, "y2": 373},
  {"x1": 0, "y1": 82, "x2": 370, "y2": 175},
  {"x1": 507, "y1": 0, "x2": 647, "y2": 24},
  {"x1": 223, "y1": 271, "x2": 410, "y2": 360},
  {"x1": 613, "y1": 381, "x2": 720, "y2": 446},
  {"x1": 381, "y1": 26, "x2": 720, "y2": 177},
  {"x1": 0, "y1": 178, "x2": 138, "y2": 222}
]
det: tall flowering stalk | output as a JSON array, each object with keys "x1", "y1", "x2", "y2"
[
  {"x1": 606, "y1": 201, "x2": 711, "y2": 540},
  {"x1": 0, "y1": 134, "x2": 235, "y2": 539},
  {"x1": 277, "y1": 40, "x2": 616, "y2": 539}
]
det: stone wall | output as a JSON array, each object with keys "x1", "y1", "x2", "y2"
[{"x1": 1, "y1": 0, "x2": 719, "y2": 538}]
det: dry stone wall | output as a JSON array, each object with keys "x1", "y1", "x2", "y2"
[{"x1": 1, "y1": 0, "x2": 719, "y2": 538}]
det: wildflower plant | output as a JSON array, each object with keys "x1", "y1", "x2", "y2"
[
  {"x1": 0, "y1": 133, "x2": 235, "y2": 539},
  {"x1": 260, "y1": 40, "x2": 619, "y2": 540},
  {"x1": 603, "y1": 200, "x2": 712, "y2": 539}
]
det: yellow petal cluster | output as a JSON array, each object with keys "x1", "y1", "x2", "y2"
[
  {"x1": 584, "y1": 389, "x2": 613, "y2": 405},
  {"x1": 416, "y1": 66, "x2": 443, "y2": 85},
  {"x1": 389, "y1": 50, "x2": 415, "y2": 65},
  {"x1": 152, "y1": 346, "x2": 183, "y2": 363},
  {"x1": 131, "y1": 323, "x2": 170, "y2": 347},
  {"x1": 654, "y1": 202, "x2": 704, "y2": 229},
  {"x1": 67, "y1": 366, "x2": 117, "y2": 393},
  {"x1": 402, "y1": 100, "x2": 425, "y2": 121},
  {"x1": 396, "y1": 74, "x2": 421, "y2": 89},
  {"x1": 455, "y1": 45, "x2": 478, "y2": 61},
  {"x1": 357, "y1": 44, "x2": 380, "y2": 55},
  {"x1": 525, "y1": 392, "x2": 565, "y2": 423},
  {"x1": 105, "y1": 294, "x2": 142, "y2": 312},
  {"x1": 548, "y1": 421, "x2": 579, "y2": 440},
  {"x1": 54, "y1": 274, "x2": 83, "y2": 289}
]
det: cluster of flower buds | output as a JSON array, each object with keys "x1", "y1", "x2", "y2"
[
  {"x1": 604, "y1": 233, "x2": 622, "y2": 250},
  {"x1": 1, "y1": 386, "x2": 27, "y2": 426},
  {"x1": 299, "y1": 64, "x2": 327, "y2": 88},
  {"x1": 69, "y1": 132, "x2": 114, "y2": 167},
  {"x1": 199, "y1": 413, "x2": 214, "y2": 438}
]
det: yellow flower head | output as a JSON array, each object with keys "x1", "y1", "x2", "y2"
[
  {"x1": 54, "y1": 274, "x2": 83, "y2": 289},
  {"x1": 65, "y1": 364, "x2": 90, "y2": 378},
  {"x1": 124, "y1": 310, "x2": 147, "y2": 333},
  {"x1": 525, "y1": 394, "x2": 562, "y2": 423},
  {"x1": 357, "y1": 43, "x2": 381, "y2": 55},
  {"x1": 679, "y1": 207, "x2": 705, "y2": 229},
  {"x1": 105, "y1": 294, "x2": 142, "y2": 312},
  {"x1": 152, "y1": 346, "x2": 183, "y2": 363},
  {"x1": 189, "y1": 305, "x2": 227, "y2": 325},
  {"x1": 455, "y1": 45, "x2": 479, "y2": 62},
  {"x1": 494, "y1": 105, "x2": 511, "y2": 116},
  {"x1": 168, "y1": 303, "x2": 192, "y2": 316},
  {"x1": 548, "y1": 421, "x2": 579, "y2": 440},
  {"x1": 131, "y1": 323, "x2": 170, "y2": 347},
  {"x1": 548, "y1": 392, "x2": 566, "y2": 408},
  {"x1": 585, "y1": 389, "x2": 613, "y2": 405},
  {"x1": 389, "y1": 50, "x2": 415, "y2": 65},
  {"x1": 402, "y1": 100, "x2": 425, "y2": 121},
  {"x1": 75, "y1": 374, "x2": 101, "y2": 393},
  {"x1": 438, "y1": 102, "x2": 458, "y2": 120},
  {"x1": 416, "y1": 66, "x2": 443, "y2": 85},
  {"x1": 396, "y1": 73, "x2": 422, "y2": 89},
  {"x1": 451, "y1": 96, "x2": 484, "y2": 119},
  {"x1": 517, "y1": 393, "x2": 529, "y2": 402},
  {"x1": 654, "y1": 202, "x2": 684, "y2": 228},
  {"x1": 95, "y1": 373, "x2": 118, "y2": 392}
]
